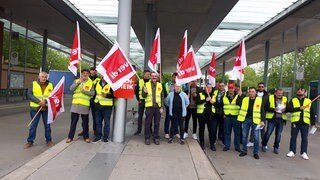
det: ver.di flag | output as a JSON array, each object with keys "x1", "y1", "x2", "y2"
[
  {"x1": 96, "y1": 41, "x2": 137, "y2": 91},
  {"x1": 47, "y1": 76, "x2": 65, "y2": 124},
  {"x1": 208, "y1": 52, "x2": 216, "y2": 86},
  {"x1": 68, "y1": 21, "x2": 81, "y2": 76},
  {"x1": 176, "y1": 46, "x2": 202, "y2": 85},
  {"x1": 177, "y1": 30, "x2": 187, "y2": 70},
  {"x1": 233, "y1": 38, "x2": 247, "y2": 81},
  {"x1": 148, "y1": 28, "x2": 161, "y2": 73}
]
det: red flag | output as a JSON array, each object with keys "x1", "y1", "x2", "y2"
[
  {"x1": 177, "y1": 30, "x2": 187, "y2": 70},
  {"x1": 148, "y1": 28, "x2": 161, "y2": 73},
  {"x1": 68, "y1": 21, "x2": 81, "y2": 76},
  {"x1": 233, "y1": 38, "x2": 247, "y2": 81},
  {"x1": 176, "y1": 46, "x2": 202, "y2": 85},
  {"x1": 96, "y1": 41, "x2": 137, "y2": 91},
  {"x1": 47, "y1": 76, "x2": 65, "y2": 124},
  {"x1": 208, "y1": 52, "x2": 216, "y2": 86}
]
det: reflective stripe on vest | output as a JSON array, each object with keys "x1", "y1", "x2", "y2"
[
  {"x1": 266, "y1": 95, "x2": 287, "y2": 120},
  {"x1": 72, "y1": 79, "x2": 93, "y2": 106},
  {"x1": 145, "y1": 82, "x2": 162, "y2": 108},
  {"x1": 30, "y1": 81, "x2": 53, "y2": 108},
  {"x1": 237, "y1": 97, "x2": 262, "y2": 124},
  {"x1": 223, "y1": 94, "x2": 240, "y2": 115},
  {"x1": 94, "y1": 80, "x2": 113, "y2": 106},
  {"x1": 291, "y1": 98, "x2": 311, "y2": 124}
]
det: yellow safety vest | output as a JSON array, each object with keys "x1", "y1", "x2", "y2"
[
  {"x1": 197, "y1": 93, "x2": 206, "y2": 114},
  {"x1": 145, "y1": 81, "x2": 162, "y2": 108},
  {"x1": 223, "y1": 94, "x2": 240, "y2": 116},
  {"x1": 93, "y1": 77, "x2": 101, "y2": 85},
  {"x1": 30, "y1": 81, "x2": 53, "y2": 108},
  {"x1": 94, "y1": 80, "x2": 113, "y2": 106},
  {"x1": 138, "y1": 79, "x2": 150, "y2": 100},
  {"x1": 291, "y1": 97, "x2": 311, "y2": 125},
  {"x1": 266, "y1": 95, "x2": 287, "y2": 120},
  {"x1": 72, "y1": 79, "x2": 93, "y2": 107},
  {"x1": 196, "y1": 92, "x2": 216, "y2": 114},
  {"x1": 237, "y1": 97, "x2": 263, "y2": 124}
]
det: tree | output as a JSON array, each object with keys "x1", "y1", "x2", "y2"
[{"x1": 242, "y1": 66, "x2": 262, "y2": 88}]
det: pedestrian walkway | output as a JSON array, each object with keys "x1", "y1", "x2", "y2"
[{"x1": 2, "y1": 127, "x2": 220, "y2": 180}]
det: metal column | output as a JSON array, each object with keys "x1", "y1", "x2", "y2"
[
  {"x1": 280, "y1": 32, "x2": 284, "y2": 88},
  {"x1": 144, "y1": 3, "x2": 156, "y2": 70},
  {"x1": 6, "y1": 14, "x2": 13, "y2": 102},
  {"x1": 317, "y1": 66, "x2": 320, "y2": 123},
  {"x1": 222, "y1": 62, "x2": 226, "y2": 83},
  {"x1": 42, "y1": 29, "x2": 48, "y2": 72},
  {"x1": 93, "y1": 54, "x2": 97, "y2": 67},
  {"x1": 24, "y1": 21, "x2": 29, "y2": 88},
  {"x1": 263, "y1": 40, "x2": 270, "y2": 89},
  {"x1": 113, "y1": 0, "x2": 132, "y2": 143},
  {"x1": 293, "y1": 25, "x2": 299, "y2": 92}
]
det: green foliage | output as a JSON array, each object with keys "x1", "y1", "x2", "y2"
[
  {"x1": 216, "y1": 73, "x2": 230, "y2": 83},
  {"x1": 242, "y1": 66, "x2": 262, "y2": 88}
]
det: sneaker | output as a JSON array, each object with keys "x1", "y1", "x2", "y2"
[
  {"x1": 301, "y1": 152, "x2": 309, "y2": 160},
  {"x1": 239, "y1": 152, "x2": 247, "y2": 157},
  {"x1": 180, "y1": 139, "x2": 185, "y2": 145},
  {"x1": 235, "y1": 148, "x2": 242, "y2": 152},
  {"x1": 164, "y1": 134, "x2": 170, "y2": 139},
  {"x1": 261, "y1": 146, "x2": 267, "y2": 152},
  {"x1": 223, "y1": 147, "x2": 229, "y2": 151},
  {"x1": 145, "y1": 139, "x2": 150, "y2": 145},
  {"x1": 154, "y1": 139, "x2": 160, "y2": 145},
  {"x1": 24, "y1": 142, "x2": 33, "y2": 149},
  {"x1": 66, "y1": 138, "x2": 73, "y2": 143},
  {"x1": 192, "y1": 133, "x2": 198, "y2": 140},
  {"x1": 134, "y1": 131, "x2": 141, "y2": 136},
  {"x1": 46, "y1": 141, "x2": 54, "y2": 147},
  {"x1": 247, "y1": 142, "x2": 254, "y2": 147},
  {"x1": 286, "y1": 151, "x2": 295, "y2": 157},
  {"x1": 273, "y1": 148, "x2": 279, "y2": 154},
  {"x1": 168, "y1": 138, "x2": 173, "y2": 144},
  {"x1": 77, "y1": 132, "x2": 83, "y2": 136},
  {"x1": 253, "y1": 154, "x2": 260, "y2": 159},
  {"x1": 183, "y1": 132, "x2": 188, "y2": 139},
  {"x1": 92, "y1": 138, "x2": 101, "y2": 143},
  {"x1": 103, "y1": 138, "x2": 109, "y2": 143},
  {"x1": 84, "y1": 138, "x2": 91, "y2": 143},
  {"x1": 175, "y1": 134, "x2": 180, "y2": 139}
]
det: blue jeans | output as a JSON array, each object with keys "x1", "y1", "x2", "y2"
[
  {"x1": 95, "y1": 108, "x2": 112, "y2": 139},
  {"x1": 289, "y1": 123, "x2": 309, "y2": 154},
  {"x1": 242, "y1": 118, "x2": 259, "y2": 154},
  {"x1": 224, "y1": 116, "x2": 240, "y2": 150},
  {"x1": 27, "y1": 110, "x2": 51, "y2": 143},
  {"x1": 262, "y1": 118, "x2": 284, "y2": 149}
]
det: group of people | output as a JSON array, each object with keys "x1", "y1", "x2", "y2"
[
  {"x1": 25, "y1": 70, "x2": 316, "y2": 161},
  {"x1": 24, "y1": 67, "x2": 114, "y2": 149}
]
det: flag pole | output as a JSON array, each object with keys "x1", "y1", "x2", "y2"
[{"x1": 28, "y1": 107, "x2": 42, "y2": 127}]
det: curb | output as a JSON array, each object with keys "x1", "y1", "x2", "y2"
[{"x1": 187, "y1": 139, "x2": 222, "y2": 180}]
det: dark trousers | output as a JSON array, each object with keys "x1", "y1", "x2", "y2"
[
  {"x1": 68, "y1": 112, "x2": 89, "y2": 139},
  {"x1": 164, "y1": 105, "x2": 178, "y2": 134},
  {"x1": 262, "y1": 118, "x2": 285, "y2": 149},
  {"x1": 216, "y1": 114, "x2": 224, "y2": 143},
  {"x1": 90, "y1": 101, "x2": 97, "y2": 133},
  {"x1": 170, "y1": 113, "x2": 184, "y2": 139},
  {"x1": 289, "y1": 123, "x2": 309, "y2": 154},
  {"x1": 224, "y1": 116, "x2": 241, "y2": 150},
  {"x1": 145, "y1": 107, "x2": 161, "y2": 139},
  {"x1": 137, "y1": 102, "x2": 145, "y2": 133},
  {"x1": 184, "y1": 108, "x2": 198, "y2": 134},
  {"x1": 198, "y1": 114, "x2": 217, "y2": 148},
  {"x1": 95, "y1": 108, "x2": 112, "y2": 139}
]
